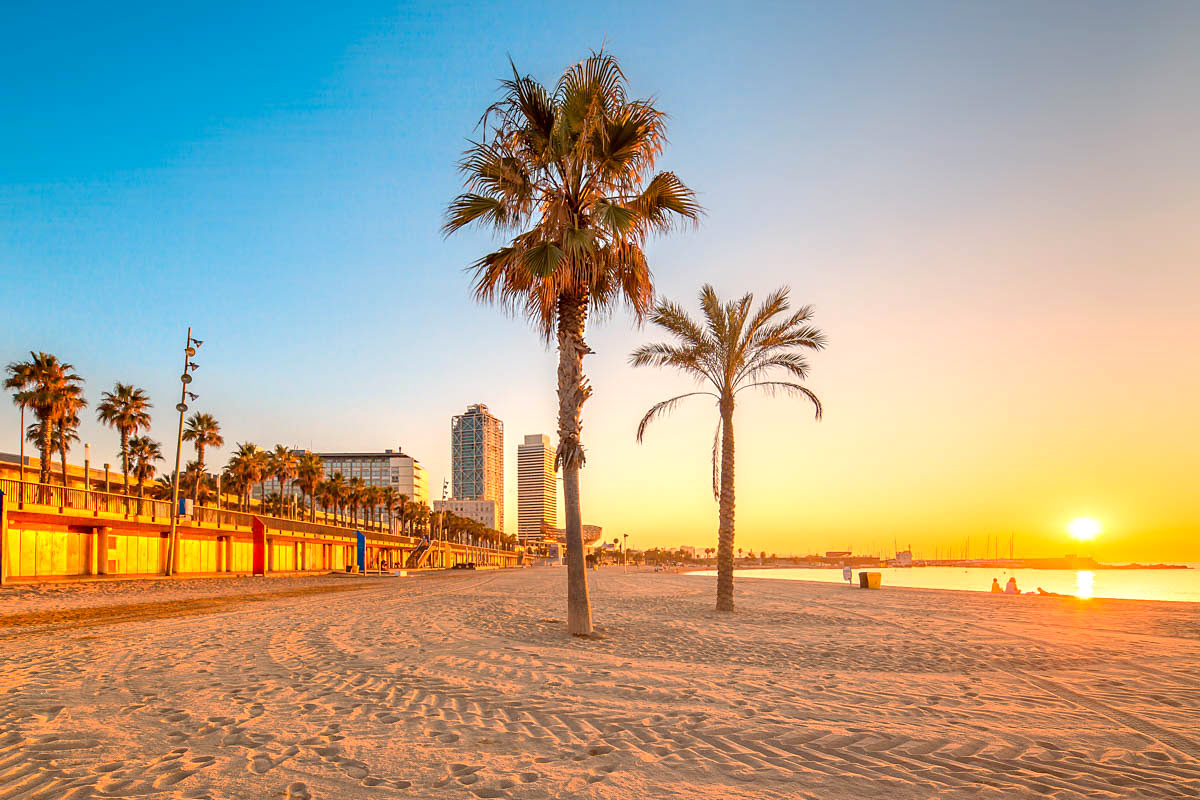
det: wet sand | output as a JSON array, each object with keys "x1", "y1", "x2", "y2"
[{"x1": 1, "y1": 567, "x2": 1198, "y2": 798}]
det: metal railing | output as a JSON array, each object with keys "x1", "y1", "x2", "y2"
[
  {"x1": 0, "y1": 477, "x2": 173, "y2": 521},
  {"x1": 1, "y1": 477, "x2": 516, "y2": 555}
]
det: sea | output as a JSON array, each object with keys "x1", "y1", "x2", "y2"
[{"x1": 688, "y1": 564, "x2": 1200, "y2": 603}]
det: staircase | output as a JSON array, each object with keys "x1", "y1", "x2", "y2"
[{"x1": 405, "y1": 538, "x2": 432, "y2": 569}]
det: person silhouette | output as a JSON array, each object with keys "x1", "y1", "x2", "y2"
[
  {"x1": 1005, "y1": 577, "x2": 1019, "y2": 594},
  {"x1": 991, "y1": 578, "x2": 1002, "y2": 593}
]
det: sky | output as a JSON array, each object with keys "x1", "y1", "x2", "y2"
[{"x1": 3, "y1": 1, "x2": 1198, "y2": 562}]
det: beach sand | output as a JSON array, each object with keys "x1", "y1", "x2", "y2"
[{"x1": 1, "y1": 567, "x2": 1198, "y2": 799}]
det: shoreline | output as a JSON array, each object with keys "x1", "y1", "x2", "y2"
[{"x1": 684, "y1": 566, "x2": 1200, "y2": 606}]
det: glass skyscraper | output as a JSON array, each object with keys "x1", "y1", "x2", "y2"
[{"x1": 450, "y1": 403, "x2": 504, "y2": 531}]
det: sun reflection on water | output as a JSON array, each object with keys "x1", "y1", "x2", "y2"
[{"x1": 1075, "y1": 570, "x2": 1095, "y2": 599}]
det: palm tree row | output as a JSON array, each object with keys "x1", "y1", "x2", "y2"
[{"x1": 5, "y1": 354, "x2": 164, "y2": 501}]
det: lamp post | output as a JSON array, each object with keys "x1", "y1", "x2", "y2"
[
  {"x1": 104, "y1": 464, "x2": 110, "y2": 494},
  {"x1": 165, "y1": 328, "x2": 202, "y2": 577},
  {"x1": 623, "y1": 533, "x2": 628, "y2": 572}
]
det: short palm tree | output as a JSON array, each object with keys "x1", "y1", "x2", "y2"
[
  {"x1": 4, "y1": 352, "x2": 85, "y2": 488},
  {"x1": 269, "y1": 445, "x2": 299, "y2": 518},
  {"x1": 127, "y1": 435, "x2": 163, "y2": 513},
  {"x1": 183, "y1": 413, "x2": 223, "y2": 507},
  {"x1": 631, "y1": 285, "x2": 825, "y2": 612},
  {"x1": 26, "y1": 414, "x2": 80, "y2": 489},
  {"x1": 96, "y1": 383, "x2": 152, "y2": 499},
  {"x1": 444, "y1": 52, "x2": 700, "y2": 635}
]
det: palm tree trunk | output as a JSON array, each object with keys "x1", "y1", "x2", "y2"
[
  {"x1": 715, "y1": 397, "x2": 736, "y2": 612},
  {"x1": 58, "y1": 422, "x2": 69, "y2": 489},
  {"x1": 120, "y1": 429, "x2": 130, "y2": 498},
  {"x1": 193, "y1": 445, "x2": 204, "y2": 509},
  {"x1": 556, "y1": 294, "x2": 593, "y2": 636},
  {"x1": 39, "y1": 416, "x2": 53, "y2": 487}
]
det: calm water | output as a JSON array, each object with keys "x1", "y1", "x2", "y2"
[{"x1": 689, "y1": 564, "x2": 1200, "y2": 603}]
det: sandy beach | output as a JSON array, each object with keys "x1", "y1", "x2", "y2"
[{"x1": 2, "y1": 568, "x2": 1199, "y2": 799}]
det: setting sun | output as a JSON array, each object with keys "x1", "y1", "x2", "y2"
[{"x1": 1067, "y1": 517, "x2": 1103, "y2": 541}]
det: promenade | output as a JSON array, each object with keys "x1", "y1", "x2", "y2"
[{"x1": 1, "y1": 568, "x2": 1198, "y2": 799}]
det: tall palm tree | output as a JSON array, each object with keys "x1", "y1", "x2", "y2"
[
  {"x1": 95, "y1": 383, "x2": 152, "y2": 499},
  {"x1": 182, "y1": 413, "x2": 223, "y2": 507},
  {"x1": 269, "y1": 445, "x2": 299, "y2": 518},
  {"x1": 4, "y1": 352, "x2": 85, "y2": 487},
  {"x1": 128, "y1": 435, "x2": 163, "y2": 513},
  {"x1": 294, "y1": 451, "x2": 324, "y2": 522},
  {"x1": 56, "y1": 401, "x2": 85, "y2": 488},
  {"x1": 631, "y1": 285, "x2": 825, "y2": 612},
  {"x1": 9, "y1": 388, "x2": 34, "y2": 485},
  {"x1": 444, "y1": 53, "x2": 700, "y2": 635}
]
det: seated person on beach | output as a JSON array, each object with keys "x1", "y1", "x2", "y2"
[
  {"x1": 991, "y1": 578, "x2": 1002, "y2": 593},
  {"x1": 1005, "y1": 577, "x2": 1019, "y2": 594}
]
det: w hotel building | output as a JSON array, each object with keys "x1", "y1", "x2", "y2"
[
  {"x1": 517, "y1": 434, "x2": 556, "y2": 544},
  {"x1": 448, "y1": 404, "x2": 504, "y2": 530}
]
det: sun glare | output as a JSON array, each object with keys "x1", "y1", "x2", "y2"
[{"x1": 1067, "y1": 517, "x2": 1102, "y2": 541}]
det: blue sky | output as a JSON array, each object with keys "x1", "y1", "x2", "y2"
[{"x1": 3, "y1": 1, "x2": 1198, "y2": 557}]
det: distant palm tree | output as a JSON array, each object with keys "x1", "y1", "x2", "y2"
[
  {"x1": 4, "y1": 352, "x2": 85, "y2": 488},
  {"x1": 269, "y1": 445, "x2": 299, "y2": 518},
  {"x1": 294, "y1": 451, "x2": 324, "y2": 522},
  {"x1": 182, "y1": 413, "x2": 223, "y2": 507},
  {"x1": 325, "y1": 472, "x2": 347, "y2": 525},
  {"x1": 444, "y1": 53, "x2": 700, "y2": 635},
  {"x1": 95, "y1": 383, "x2": 152, "y2": 499},
  {"x1": 378, "y1": 486, "x2": 398, "y2": 532},
  {"x1": 127, "y1": 435, "x2": 163, "y2": 513},
  {"x1": 632, "y1": 285, "x2": 825, "y2": 612},
  {"x1": 393, "y1": 493, "x2": 410, "y2": 535},
  {"x1": 347, "y1": 477, "x2": 365, "y2": 528},
  {"x1": 225, "y1": 442, "x2": 264, "y2": 512}
]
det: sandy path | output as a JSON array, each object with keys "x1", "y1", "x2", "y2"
[{"x1": 1, "y1": 568, "x2": 1198, "y2": 799}]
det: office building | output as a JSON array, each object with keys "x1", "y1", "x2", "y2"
[
  {"x1": 517, "y1": 434, "x2": 556, "y2": 544},
  {"x1": 451, "y1": 403, "x2": 504, "y2": 531},
  {"x1": 434, "y1": 498, "x2": 500, "y2": 531},
  {"x1": 256, "y1": 448, "x2": 428, "y2": 506}
]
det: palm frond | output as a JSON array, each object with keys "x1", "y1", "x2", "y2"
[
  {"x1": 736, "y1": 381, "x2": 823, "y2": 419},
  {"x1": 635, "y1": 391, "x2": 715, "y2": 442}
]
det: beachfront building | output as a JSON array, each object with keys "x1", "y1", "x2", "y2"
[
  {"x1": 433, "y1": 498, "x2": 500, "y2": 531},
  {"x1": 256, "y1": 448, "x2": 428, "y2": 506},
  {"x1": 451, "y1": 404, "x2": 504, "y2": 531},
  {"x1": 517, "y1": 434, "x2": 556, "y2": 545}
]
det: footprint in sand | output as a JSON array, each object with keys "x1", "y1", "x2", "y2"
[{"x1": 285, "y1": 781, "x2": 311, "y2": 800}]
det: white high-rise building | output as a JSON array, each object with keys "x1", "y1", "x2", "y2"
[
  {"x1": 517, "y1": 434, "x2": 556, "y2": 544},
  {"x1": 451, "y1": 403, "x2": 504, "y2": 531}
]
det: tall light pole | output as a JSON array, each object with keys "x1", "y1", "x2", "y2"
[
  {"x1": 623, "y1": 533, "x2": 628, "y2": 572},
  {"x1": 166, "y1": 328, "x2": 202, "y2": 577}
]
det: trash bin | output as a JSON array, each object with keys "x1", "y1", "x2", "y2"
[{"x1": 858, "y1": 571, "x2": 882, "y2": 589}]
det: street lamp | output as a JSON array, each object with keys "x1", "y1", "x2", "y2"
[{"x1": 166, "y1": 328, "x2": 202, "y2": 577}]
